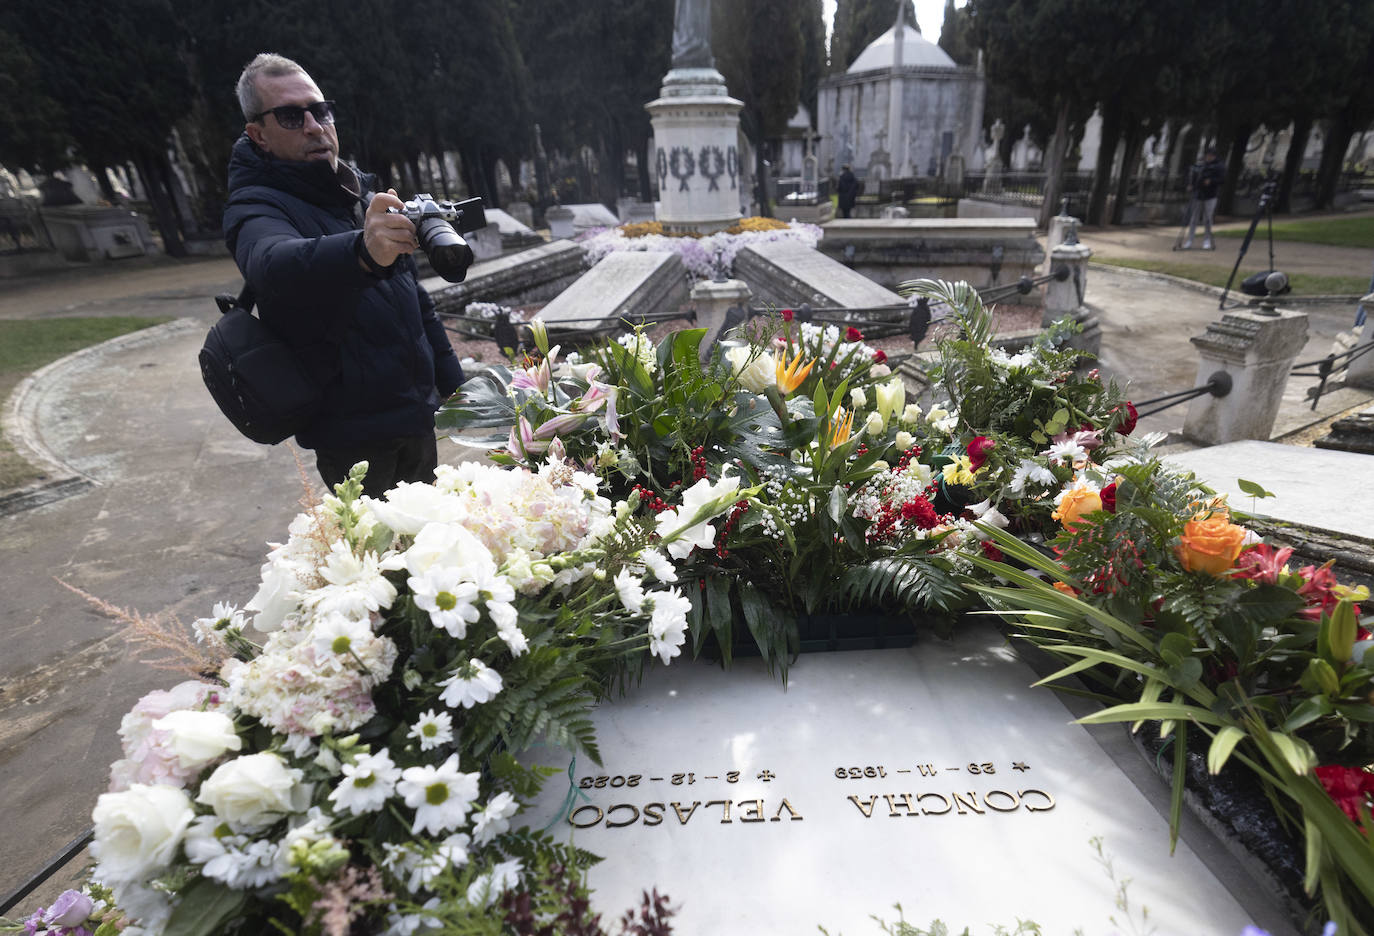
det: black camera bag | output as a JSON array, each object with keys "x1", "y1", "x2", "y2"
[{"x1": 199, "y1": 286, "x2": 323, "y2": 445}]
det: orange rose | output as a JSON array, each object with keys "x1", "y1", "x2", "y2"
[
  {"x1": 1052, "y1": 484, "x2": 1103, "y2": 528},
  {"x1": 1175, "y1": 516, "x2": 1248, "y2": 576},
  {"x1": 1051, "y1": 581, "x2": 1078, "y2": 596}
]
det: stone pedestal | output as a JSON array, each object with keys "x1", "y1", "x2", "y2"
[
  {"x1": 1043, "y1": 212, "x2": 1079, "y2": 276},
  {"x1": 1044, "y1": 241, "x2": 1100, "y2": 356},
  {"x1": 646, "y1": 68, "x2": 744, "y2": 234},
  {"x1": 690, "y1": 278, "x2": 752, "y2": 357},
  {"x1": 1345, "y1": 294, "x2": 1374, "y2": 389},
  {"x1": 545, "y1": 205, "x2": 575, "y2": 240},
  {"x1": 1184, "y1": 308, "x2": 1309, "y2": 445}
]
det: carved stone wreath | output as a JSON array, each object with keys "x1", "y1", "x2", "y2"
[
  {"x1": 669, "y1": 146, "x2": 696, "y2": 192},
  {"x1": 698, "y1": 145, "x2": 726, "y2": 192},
  {"x1": 726, "y1": 146, "x2": 739, "y2": 190},
  {"x1": 655, "y1": 148, "x2": 668, "y2": 194}
]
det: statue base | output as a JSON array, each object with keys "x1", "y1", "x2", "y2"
[{"x1": 647, "y1": 68, "x2": 745, "y2": 235}]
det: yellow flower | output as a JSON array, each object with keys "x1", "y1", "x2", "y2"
[
  {"x1": 942, "y1": 456, "x2": 975, "y2": 486},
  {"x1": 775, "y1": 349, "x2": 816, "y2": 395},
  {"x1": 828, "y1": 407, "x2": 854, "y2": 447}
]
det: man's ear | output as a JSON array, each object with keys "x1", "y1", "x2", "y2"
[{"x1": 245, "y1": 121, "x2": 266, "y2": 148}]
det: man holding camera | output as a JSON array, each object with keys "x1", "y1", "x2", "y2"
[{"x1": 223, "y1": 53, "x2": 463, "y2": 496}]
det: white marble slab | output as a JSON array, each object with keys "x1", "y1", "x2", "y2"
[
  {"x1": 523, "y1": 625, "x2": 1261, "y2": 934},
  {"x1": 1166, "y1": 440, "x2": 1374, "y2": 541}
]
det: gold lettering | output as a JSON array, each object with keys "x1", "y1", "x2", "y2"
[
  {"x1": 952, "y1": 792, "x2": 985, "y2": 815},
  {"x1": 883, "y1": 792, "x2": 919, "y2": 817},
  {"x1": 605, "y1": 804, "x2": 640, "y2": 828},
  {"x1": 847, "y1": 794, "x2": 879, "y2": 818},
  {"x1": 917, "y1": 793, "x2": 951, "y2": 815},
  {"x1": 737, "y1": 799, "x2": 765, "y2": 822},
  {"x1": 569, "y1": 804, "x2": 604, "y2": 828},
  {"x1": 670, "y1": 801, "x2": 701, "y2": 824},
  {"x1": 770, "y1": 798, "x2": 804, "y2": 821},
  {"x1": 1019, "y1": 789, "x2": 1057, "y2": 812},
  {"x1": 916, "y1": 764, "x2": 938, "y2": 777},
  {"x1": 642, "y1": 802, "x2": 665, "y2": 826},
  {"x1": 704, "y1": 799, "x2": 733, "y2": 823},
  {"x1": 983, "y1": 790, "x2": 1020, "y2": 813}
]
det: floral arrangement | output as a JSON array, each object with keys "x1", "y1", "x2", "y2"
[
  {"x1": 13, "y1": 279, "x2": 1372, "y2": 934},
  {"x1": 15, "y1": 458, "x2": 748, "y2": 935},
  {"x1": 578, "y1": 220, "x2": 822, "y2": 281}
]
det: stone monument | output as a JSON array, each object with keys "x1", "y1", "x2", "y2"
[{"x1": 645, "y1": 0, "x2": 744, "y2": 234}]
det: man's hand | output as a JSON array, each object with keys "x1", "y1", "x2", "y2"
[{"x1": 360, "y1": 189, "x2": 418, "y2": 270}]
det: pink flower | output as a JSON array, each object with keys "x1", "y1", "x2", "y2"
[{"x1": 1232, "y1": 544, "x2": 1293, "y2": 585}]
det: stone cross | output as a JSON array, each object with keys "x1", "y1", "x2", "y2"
[{"x1": 874, "y1": 127, "x2": 888, "y2": 154}]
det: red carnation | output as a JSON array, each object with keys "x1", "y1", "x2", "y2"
[
  {"x1": 846, "y1": 326, "x2": 864, "y2": 342},
  {"x1": 1117, "y1": 402, "x2": 1139, "y2": 436},
  {"x1": 980, "y1": 540, "x2": 1004, "y2": 562},
  {"x1": 872, "y1": 348, "x2": 887, "y2": 364},
  {"x1": 967, "y1": 435, "x2": 996, "y2": 470},
  {"x1": 782, "y1": 308, "x2": 794, "y2": 322},
  {"x1": 1100, "y1": 482, "x2": 1117, "y2": 513},
  {"x1": 1315, "y1": 765, "x2": 1374, "y2": 822},
  {"x1": 899, "y1": 496, "x2": 939, "y2": 530}
]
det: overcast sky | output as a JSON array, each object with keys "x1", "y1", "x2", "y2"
[{"x1": 821, "y1": 0, "x2": 960, "y2": 46}]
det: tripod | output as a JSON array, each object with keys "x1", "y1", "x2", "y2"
[{"x1": 1218, "y1": 174, "x2": 1279, "y2": 310}]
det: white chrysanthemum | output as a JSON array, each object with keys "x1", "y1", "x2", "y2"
[
  {"x1": 655, "y1": 473, "x2": 740, "y2": 559},
  {"x1": 1008, "y1": 458, "x2": 1058, "y2": 496},
  {"x1": 409, "y1": 565, "x2": 481, "y2": 638},
  {"x1": 613, "y1": 568, "x2": 645, "y2": 614},
  {"x1": 183, "y1": 815, "x2": 286, "y2": 888},
  {"x1": 310, "y1": 613, "x2": 375, "y2": 664},
  {"x1": 496, "y1": 618, "x2": 529, "y2": 657},
  {"x1": 408, "y1": 710, "x2": 454, "y2": 751},
  {"x1": 640, "y1": 549, "x2": 677, "y2": 583},
  {"x1": 396, "y1": 754, "x2": 481, "y2": 835},
  {"x1": 192, "y1": 601, "x2": 245, "y2": 648},
  {"x1": 304, "y1": 541, "x2": 397, "y2": 619},
  {"x1": 438, "y1": 659, "x2": 503, "y2": 710},
  {"x1": 382, "y1": 897, "x2": 443, "y2": 935},
  {"x1": 472, "y1": 791, "x2": 519, "y2": 845},
  {"x1": 645, "y1": 589, "x2": 692, "y2": 665},
  {"x1": 466, "y1": 859, "x2": 524, "y2": 908},
  {"x1": 1044, "y1": 439, "x2": 1087, "y2": 467},
  {"x1": 329, "y1": 748, "x2": 401, "y2": 815}
]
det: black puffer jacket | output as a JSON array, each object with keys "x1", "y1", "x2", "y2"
[{"x1": 223, "y1": 134, "x2": 463, "y2": 449}]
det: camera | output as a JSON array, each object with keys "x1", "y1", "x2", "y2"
[{"x1": 389, "y1": 194, "x2": 487, "y2": 283}]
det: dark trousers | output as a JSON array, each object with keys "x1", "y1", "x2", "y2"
[{"x1": 315, "y1": 434, "x2": 438, "y2": 498}]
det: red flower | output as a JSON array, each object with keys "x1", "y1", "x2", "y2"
[
  {"x1": 1315, "y1": 765, "x2": 1374, "y2": 822},
  {"x1": 845, "y1": 326, "x2": 864, "y2": 342},
  {"x1": 1100, "y1": 482, "x2": 1117, "y2": 513},
  {"x1": 980, "y1": 540, "x2": 1004, "y2": 562},
  {"x1": 781, "y1": 308, "x2": 794, "y2": 322},
  {"x1": 899, "y1": 496, "x2": 938, "y2": 530},
  {"x1": 1116, "y1": 402, "x2": 1139, "y2": 436},
  {"x1": 967, "y1": 435, "x2": 996, "y2": 470},
  {"x1": 872, "y1": 348, "x2": 887, "y2": 364}
]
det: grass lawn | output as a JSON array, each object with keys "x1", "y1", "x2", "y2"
[
  {"x1": 1090, "y1": 256, "x2": 1372, "y2": 297},
  {"x1": 1214, "y1": 215, "x2": 1374, "y2": 249},
  {"x1": 0, "y1": 316, "x2": 171, "y2": 491}
]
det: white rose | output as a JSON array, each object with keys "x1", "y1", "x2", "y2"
[
  {"x1": 849, "y1": 387, "x2": 867, "y2": 408},
  {"x1": 724, "y1": 346, "x2": 776, "y2": 393},
  {"x1": 197, "y1": 753, "x2": 311, "y2": 831},
  {"x1": 863, "y1": 411, "x2": 886, "y2": 436},
  {"x1": 895, "y1": 430, "x2": 915, "y2": 451},
  {"x1": 91, "y1": 784, "x2": 195, "y2": 883},
  {"x1": 152, "y1": 710, "x2": 242, "y2": 770}
]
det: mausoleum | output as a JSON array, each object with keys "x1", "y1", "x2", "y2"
[{"x1": 818, "y1": 7, "x2": 985, "y2": 181}]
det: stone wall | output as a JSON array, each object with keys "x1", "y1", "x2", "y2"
[{"x1": 816, "y1": 218, "x2": 1045, "y2": 301}]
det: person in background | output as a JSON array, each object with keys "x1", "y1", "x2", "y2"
[
  {"x1": 837, "y1": 164, "x2": 859, "y2": 219},
  {"x1": 1183, "y1": 147, "x2": 1226, "y2": 250}
]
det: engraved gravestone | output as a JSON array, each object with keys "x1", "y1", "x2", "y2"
[{"x1": 523, "y1": 624, "x2": 1269, "y2": 934}]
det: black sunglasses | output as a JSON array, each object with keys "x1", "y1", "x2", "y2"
[{"x1": 253, "y1": 100, "x2": 336, "y2": 130}]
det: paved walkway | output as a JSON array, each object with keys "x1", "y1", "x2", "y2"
[{"x1": 0, "y1": 230, "x2": 1371, "y2": 899}]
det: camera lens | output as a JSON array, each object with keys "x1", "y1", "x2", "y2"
[{"x1": 416, "y1": 218, "x2": 474, "y2": 283}]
